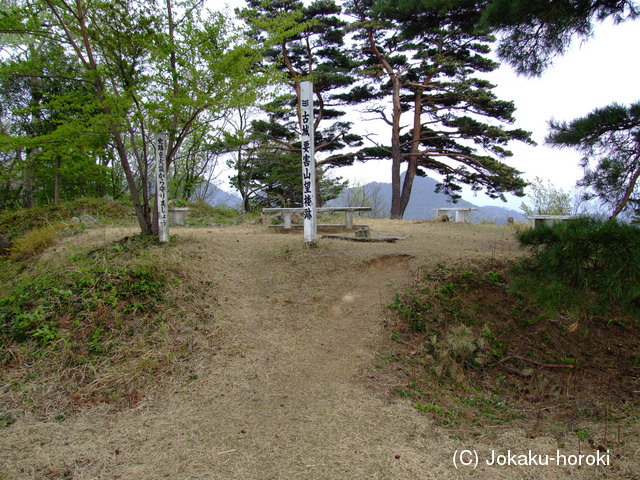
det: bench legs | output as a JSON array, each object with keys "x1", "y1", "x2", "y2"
[
  {"x1": 345, "y1": 211, "x2": 353, "y2": 229},
  {"x1": 456, "y1": 211, "x2": 471, "y2": 223},
  {"x1": 283, "y1": 212, "x2": 292, "y2": 229},
  {"x1": 279, "y1": 210, "x2": 360, "y2": 229}
]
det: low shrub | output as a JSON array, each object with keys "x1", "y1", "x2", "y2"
[
  {"x1": 186, "y1": 201, "x2": 243, "y2": 225},
  {"x1": 514, "y1": 217, "x2": 640, "y2": 314},
  {"x1": 0, "y1": 197, "x2": 132, "y2": 240},
  {"x1": 9, "y1": 223, "x2": 67, "y2": 261}
]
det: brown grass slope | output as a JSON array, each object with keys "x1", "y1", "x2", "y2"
[{"x1": 0, "y1": 220, "x2": 638, "y2": 479}]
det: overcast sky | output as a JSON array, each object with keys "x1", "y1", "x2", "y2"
[
  {"x1": 217, "y1": 2, "x2": 640, "y2": 209},
  {"x1": 339, "y1": 17, "x2": 640, "y2": 209}
]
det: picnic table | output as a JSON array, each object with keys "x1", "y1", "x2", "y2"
[
  {"x1": 434, "y1": 207, "x2": 477, "y2": 223},
  {"x1": 528, "y1": 214, "x2": 583, "y2": 228},
  {"x1": 262, "y1": 206, "x2": 372, "y2": 230}
]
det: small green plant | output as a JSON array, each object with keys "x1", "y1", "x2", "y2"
[
  {"x1": 485, "y1": 271, "x2": 502, "y2": 283},
  {"x1": 481, "y1": 328, "x2": 504, "y2": 359},
  {"x1": 575, "y1": 428, "x2": 591, "y2": 440},
  {"x1": 169, "y1": 199, "x2": 189, "y2": 207},
  {"x1": 413, "y1": 402, "x2": 443, "y2": 414},
  {"x1": 0, "y1": 412, "x2": 16, "y2": 428},
  {"x1": 440, "y1": 282, "x2": 456, "y2": 295},
  {"x1": 388, "y1": 293, "x2": 432, "y2": 332},
  {"x1": 88, "y1": 325, "x2": 107, "y2": 354}
]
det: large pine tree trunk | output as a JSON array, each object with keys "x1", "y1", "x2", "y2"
[
  {"x1": 389, "y1": 77, "x2": 404, "y2": 219},
  {"x1": 397, "y1": 90, "x2": 424, "y2": 218}
]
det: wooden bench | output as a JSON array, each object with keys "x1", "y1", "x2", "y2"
[
  {"x1": 528, "y1": 214, "x2": 583, "y2": 228},
  {"x1": 434, "y1": 207, "x2": 478, "y2": 223},
  {"x1": 262, "y1": 207, "x2": 372, "y2": 230}
]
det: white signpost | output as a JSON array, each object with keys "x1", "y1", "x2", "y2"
[
  {"x1": 300, "y1": 81, "x2": 317, "y2": 244},
  {"x1": 155, "y1": 133, "x2": 169, "y2": 242}
]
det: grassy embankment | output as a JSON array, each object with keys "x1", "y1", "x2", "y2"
[{"x1": 0, "y1": 198, "x2": 243, "y2": 424}]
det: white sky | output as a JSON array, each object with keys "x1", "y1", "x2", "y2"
[
  {"x1": 339, "y1": 17, "x2": 640, "y2": 209},
  {"x1": 216, "y1": 1, "x2": 640, "y2": 209}
]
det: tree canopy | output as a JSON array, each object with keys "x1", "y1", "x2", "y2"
[
  {"x1": 547, "y1": 102, "x2": 640, "y2": 219},
  {"x1": 347, "y1": 0, "x2": 532, "y2": 218},
  {"x1": 5, "y1": 0, "x2": 631, "y2": 226}
]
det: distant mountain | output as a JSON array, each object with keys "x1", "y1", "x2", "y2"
[
  {"x1": 328, "y1": 175, "x2": 526, "y2": 224},
  {"x1": 195, "y1": 183, "x2": 243, "y2": 209}
]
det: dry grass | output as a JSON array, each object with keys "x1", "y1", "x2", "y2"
[{"x1": 1, "y1": 221, "x2": 637, "y2": 479}]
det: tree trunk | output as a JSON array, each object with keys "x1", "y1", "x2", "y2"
[
  {"x1": 53, "y1": 155, "x2": 61, "y2": 203},
  {"x1": 365, "y1": 26, "x2": 405, "y2": 219},
  {"x1": 610, "y1": 154, "x2": 640, "y2": 218},
  {"x1": 389, "y1": 75, "x2": 404, "y2": 219},
  {"x1": 23, "y1": 147, "x2": 35, "y2": 208},
  {"x1": 397, "y1": 90, "x2": 424, "y2": 218}
]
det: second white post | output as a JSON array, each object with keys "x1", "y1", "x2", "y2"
[{"x1": 300, "y1": 81, "x2": 317, "y2": 244}]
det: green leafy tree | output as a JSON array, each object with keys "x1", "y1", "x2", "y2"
[
  {"x1": 0, "y1": 39, "x2": 110, "y2": 208},
  {"x1": 348, "y1": 0, "x2": 531, "y2": 219},
  {"x1": 2, "y1": 0, "x2": 277, "y2": 235},
  {"x1": 547, "y1": 102, "x2": 640, "y2": 219},
  {"x1": 519, "y1": 176, "x2": 573, "y2": 217}
]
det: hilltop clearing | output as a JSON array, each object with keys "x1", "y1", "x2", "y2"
[{"x1": 1, "y1": 220, "x2": 638, "y2": 479}]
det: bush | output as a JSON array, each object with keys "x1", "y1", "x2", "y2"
[
  {"x1": 0, "y1": 197, "x2": 132, "y2": 240},
  {"x1": 515, "y1": 217, "x2": 640, "y2": 313},
  {"x1": 0, "y1": 235, "x2": 167, "y2": 347},
  {"x1": 9, "y1": 223, "x2": 67, "y2": 261},
  {"x1": 185, "y1": 201, "x2": 243, "y2": 225}
]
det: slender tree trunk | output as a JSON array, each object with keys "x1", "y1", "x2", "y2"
[
  {"x1": 112, "y1": 131, "x2": 153, "y2": 234},
  {"x1": 53, "y1": 155, "x2": 61, "y2": 203},
  {"x1": 389, "y1": 75, "x2": 404, "y2": 219},
  {"x1": 397, "y1": 90, "x2": 424, "y2": 218},
  {"x1": 23, "y1": 147, "x2": 36, "y2": 208},
  {"x1": 365, "y1": 27, "x2": 405, "y2": 219},
  {"x1": 611, "y1": 154, "x2": 640, "y2": 218}
]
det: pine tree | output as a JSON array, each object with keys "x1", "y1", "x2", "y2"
[
  {"x1": 374, "y1": 0, "x2": 639, "y2": 76},
  {"x1": 547, "y1": 102, "x2": 640, "y2": 219},
  {"x1": 347, "y1": 0, "x2": 531, "y2": 219},
  {"x1": 238, "y1": 0, "x2": 364, "y2": 206},
  {"x1": 480, "y1": 0, "x2": 639, "y2": 76}
]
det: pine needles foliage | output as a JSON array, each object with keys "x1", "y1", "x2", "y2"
[{"x1": 514, "y1": 218, "x2": 640, "y2": 314}]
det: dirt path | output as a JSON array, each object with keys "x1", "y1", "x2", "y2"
[{"x1": 1, "y1": 222, "x2": 631, "y2": 479}]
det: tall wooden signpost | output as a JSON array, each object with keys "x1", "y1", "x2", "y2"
[
  {"x1": 155, "y1": 133, "x2": 169, "y2": 242},
  {"x1": 300, "y1": 81, "x2": 317, "y2": 244}
]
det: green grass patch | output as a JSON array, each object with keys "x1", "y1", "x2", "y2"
[
  {"x1": 0, "y1": 234, "x2": 182, "y2": 415},
  {"x1": 1, "y1": 235, "x2": 166, "y2": 348},
  {"x1": 382, "y1": 261, "x2": 640, "y2": 439},
  {"x1": 185, "y1": 201, "x2": 245, "y2": 226},
  {"x1": 0, "y1": 197, "x2": 133, "y2": 241}
]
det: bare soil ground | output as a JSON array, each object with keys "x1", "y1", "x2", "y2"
[{"x1": 1, "y1": 220, "x2": 638, "y2": 479}]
